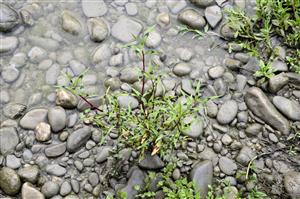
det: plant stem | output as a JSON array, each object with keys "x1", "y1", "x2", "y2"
[
  {"x1": 141, "y1": 50, "x2": 146, "y2": 96},
  {"x1": 79, "y1": 95, "x2": 102, "y2": 112}
]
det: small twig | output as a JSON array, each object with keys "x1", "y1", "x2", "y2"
[{"x1": 79, "y1": 95, "x2": 102, "y2": 112}]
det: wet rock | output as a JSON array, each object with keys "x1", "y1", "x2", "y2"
[
  {"x1": 111, "y1": 16, "x2": 142, "y2": 43},
  {"x1": 60, "y1": 181, "x2": 72, "y2": 196},
  {"x1": 22, "y1": 182, "x2": 44, "y2": 199},
  {"x1": 48, "y1": 106, "x2": 66, "y2": 132},
  {"x1": 67, "y1": 126, "x2": 91, "y2": 153},
  {"x1": 119, "y1": 168, "x2": 145, "y2": 199},
  {"x1": 45, "y1": 143, "x2": 66, "y2": 158},
  {"x1": 81, "y1": 0, "x2": 107, "y2": 17},
  {"x1": 268, "y1": 73, "x2": 289, "y2": 93},
  {"x1": 46, "y1": 164, "x2": 67, "y2": 177},
  {"x1": 35, "y1": 122, "x2": 51, "y2": 141},
  {"x1": 205, "y1": 5, "x2": 222, "y2": 28},
  {"x1": 56, "y1": 89, "x2": 78, "y2": 109},
  {"x1": 87, "y1": 18, "x2": 109, "y2": 42},
  {"x1": 61, "y1": 11, "x2": 81, "y2": 35},
  {"x1": 19, "y1": 108, "x2": 48, "y2": 130},
  {"x1": 272, "y1": 96, "x2": 300, "y2": 121},
  {"x1": 18, "y1": 165, "x2": 39, "y2": 184},
  {"x1": 178, "y1": 9, "x2": 206, "y2": 29},
  {"x1": 245, "y1": 87, "x2": 290, "y2": 134},
  {"x1": 41, "y1": 181, "x2": 59, "y2": 198},
  {"x1": 284, "y1": 171, "x2": 300, "y2": 199},
  {"x1": 3, "y1": 103, "x2": 26, "y2": 119},
  {"x1": 96, "y1": 146, "x2": 112, "y2": 163},
  {"x1": 217, "y1": 100, "x2": 238, "y2": 125},
  {"x1": 173, "y1": 63, "x2": 192, "y2": 76},
  {"x1": 189, "y1": 160, "x2": 213, "y2": 199},
  {"x1": 0, "y1": 167, "x2": 21, "y2": 196},
  {"x1": 145, "y1": 31, "x2": 161, "y2": 48},
  {"x1": 245, "y1": 123, "x2": 262, "y2": 137},
  {"x1": 236, "y1": 146, "x2": 256, "y2": 166},
  {"x1": 166, "y1": 0, "x2": 187, "y2": 14},
  {"x1": 0, "y1": 3, "x2": 19, "y2": 32},
  {"x1": 139, "y1": 154, "x2": 164, "y2": 170},
  {"x1": 219, "y1": 157, "x2": 237, "y2": 175},
  {"x1": 190, "y1": 0, "x2": 215, "y2": 7},
  {"x1": 117, "y1": 95, "x2": 139, "y2": 109},
  {"x1": 0, "y1": 36, "x2": 19, "y2": 54},
  {"x1": 0, "y1": 127, "x2": 19, "y2": 155},
  {"x1": 183, "y1": 116, "x2": 203, "y2": 138}
]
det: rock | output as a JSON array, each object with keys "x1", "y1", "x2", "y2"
[
  {"x1": 41, "y1": 181, "x2": 59, "y2": 198},
  {"x1": 28, "y1": 46, "x2": 47, "y2": 63},
  {"x1": 18, "y1": 165, "x2": 39, "y2": 184},
  {"x1": 67, "y1": 126, "x2": 91, "y2": 153},
  {"x1": 0, "y1": 36, "x2": 19, "y2": 54},
  {"x1": 236, "y1": 74, "x2": 247, "y2": 92},
  {"x1": 96, "y1": 146, "x2": 112, "y2": 163},
  {"x1": 272, "y1": 96, "x2": 300, "y2": 121},
  {"x1": 205, "y1": 5, "x2": 222, "y2": 28},
  {"x1": 145, "y1": 31, "x2": 161, "y2": 48},
  {"x1": 125, "y1": 3, "x2": 138, "y2": 16},
  {"x1": 92, "y1": 43, "x2": 111, "y2": 64},
  {"x1": 190, "y1": 0, "x2": 215, "y2": 7},
  {"x1": 268, "y1": 73, "x2": 289, "y2": 93},
  {"x1": 117, "y1": 95, "x2": 139, "y2": 109},
  {"x1": 45, "y1": 143, "x2": 66, "y2": 158},
  {"x1": 69, "y1": 60, "x2": 85, "y2": 76},
  {"x1": 48, "y1": 106, "x2": 67, "y2": 132},
  {"x1": 217, "y1": 100, "x2": 238, "y2": 125},
  {"x1": 189, "y1": 160, "x2": 213, "y2": 199},
  {"x1": 177, "y1": 9, "x2": 206, "y2": 29},
  {"x1": 245, "y1": 87, "x2": 290, "y2": 134},
  {"x1": 224, "y1": 58, "x2": 241, "y2": 70},
  {"x1": 19, "y1": 108, "x2": 48, "y2": 130},
  {"x1": 0, "y1": 127, "x2": 19, "y2": 155},
  {"x1": 206, "y1": 100, "x2": 218, "y2": 118},
  {"x1": 176, "y1": 48, "x2": 194, "y2": 62},
  {"x1": 183, "y1": 116, "x2": 203, "y2": 138},
  {"x1": 220, "y1": 23, "x2": 235, "y2": 39},
  {"x1": 208, "y1": 66, "x2": 225, "y2": 79},
  {"x1": 60, "y1": 181, "x2": 72, "y2": 196},
  {"x1": 119, "y1": 168, "x2": 145, "y2": 199},
  {"x1": 28, "y1": 36, "x2": 60, "y2": 51},
  {"x1": 87, "y1": 18, "x2": 109, "y2": 42},
  {"x1": 236, "y1": 146, "x2": 256, "y2": 166},
  {"x1": 56, "y1": 89, "x2": 78, "y2": 109},
  {"x1": 221, "y1": 134, "x2": 232, "y2": 145},
  {"x1": 88, "y1": 172, "x2": 99, "y2": 186},
  {"x1": 46, "y1": 164, "x2": 67, "y2": 177},
  {"x1": 284, "y1": 171, "x2": 300, "y2": 199},
  {"x1": 109, "y1": 54, "x2": 123, "y2": 66},
  {"x1": 3, "y1": 103, "x2": 26, "y2": 119},
  {"x1": 61, "y1": 11, "x2": 81, "y2": 35},
  {"x1": 120, "y1": 67, "x2": 140, "y2": 84},
  {"x1": 138, "y1": 154, "x2": 164, "y2": 170},
  {"x1": 22, "y1": 182, "x2": 45, "y2": 199},
  {"x1": 6, "y1": 155, "x2": 21, "y2": 169},
  {"x1": 156, "y1": 12, "x2": 170, "y2": 27},
  {"x1": 245, "y1": 123, "x2": 262, "y2": 137},
  {"x1": 173, "y1": 63, "x2": 192, "y2": 76},
  {"x1": 111, "y1": 16, "x2": 143, "y2": 43},
  {"x1": 35, "y1": 122, "x2": 51, "y2": 141},
  {"x1": 0, "y1": 167, "x2": 21, "y2": 196},
  {"x1": 0, "y1": 3, "x2": 19, "y2": 32},
  {"x1": 219, "y1": 157, "x2": 237, "y2": 175},
  {"x1": 77, "y1": 96, "x2": 102, "y2": 111},
  {"x1": 214, "y1": 78, "x2": 227, "y2": 96},
  {"x1": 166, "y1": 0, "x2": 187, "y2": 14},
  {"x1": 81, "y1": 0, "x2": 107, "y2": 17},
  {"x1": 271, "y1": 58, "x2": 288, "y2": 72},
  {"x1": 104, "y1": 77, "x2": 121, "y2": 90},
  {"x1": 71, "y1": 179, "x2": 80, "y2": 193}
]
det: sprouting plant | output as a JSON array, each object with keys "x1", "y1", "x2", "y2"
[
  {"x1": 177, "y1": 25, "x2": 207, "y2": 40},
  {"x1": 254, "y1": 60, "x2": 274, "y2": 80}
]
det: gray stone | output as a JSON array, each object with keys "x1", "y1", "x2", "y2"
[
  {"x1": 48, "y1": 106, "x2": 67, "y2": 132},
  {"x1": 56, "y1": 89, "x2": 78, "y2": 109},
  {"x1": 35, "y1": 122, "x2": 51, "y2": 142},
  {"x1": 0, "y1": 90, "x2": 10, "y2": 104},
  {"x1": 245, "y1": 123, "x2": 262, "y2": 137},
  {"x1": 236, "y1": 146, "x2": 256, "y2": 166},
  {"x1": 6, "y1": 155, "x2": 21, "y2": 169},
  {"x1": 22, "y1": 182, "x2": 44, "y2": 199},
  {"x1": 77, "y1": 96, "x2": 102, "y2": 111},
  {"x1": 81, "y1": 0, "x2": 107, "y2": 17},
  {"x1": 45, "y1": 143, "x2": 66, "y2": 158},
  {"x1": 28, "y1": 46, "x2": 47, "y2": 63},
  {"x1": 268, "y1": 73, "x2": 289, "y2": 93},
  {"x1": 62, "y1": 11, "x2": 81, "y2": 35},
  {"x1": 41, "y1": 181, "x2": 59, "y2": 198},
  {"x1": 139, "y1": 154, "x2": 164, "y2": 170},
  {"x1": 273, "y1": 96, "x2": 300, "y2": 121},
  {"x1": 0, "y1": 3, "x2": 19, "y2": 32},
  {"x1": 176, "y1": 48, "x2": 194, "y2": 62},
  {"x1": 96, "y1": 146, "x2": 112, "y2": 163},
  {"x1": 3, "y1": 103, "x2": 26, "y2": 119},
  {"x1": 60, "y1": 181, "x2": 72, "y2": 196},
  {"x1": 206, "y1": 100, "x2": 218, "y2": 118},
  {"x1": 0, "y1": 37, "x2": 19, "y2": 54},
  {"x1": 236, "y1": 74, "x2": 247, "y2": 92},
  {"x1": 125, "y1": 3, "x2": 138, "y2": 16},
  {"x1": 18, "y1": 165, "x2": 39, "y2": 184},
  {"x1": 245, "y1": 87, "x2": 290, "y2": 134},
  {"x1": 109, "y1": 53, "x2": 123, "y2": 66},
  {"x1": 67, "y1": 126, "x2": 91, "y2": 153},
  {"x1": 2, "y1": 66, "x2": 20, "y2": 83},
  {"x1": 28, "y1": 36, "x2": 60, "y2": 51},
  {"x1": 104, "y1": 77, "x2": 121, "y2": 90},
  {"x1": 189, "y1": 160, "x2": 213, "y2": 199},
  {"x1": 46, "y1": 164, "x2": 67, "y2": 177},
  {"x1": 224, "y1": 58, "x2": 242, "y2": 70},
  {"x1": 271, "y1": 59, "x2": 288, "y2": 72},
  {"x1": 173, "y1": 63, "x2": 192, "y2": 76},
  {"x1": 284, "y1": 171, "x2": 300, "y2": 199},
  {"x1": 166, "y1": 0, "x2": 187, "y2": 14},
  {"x1": 119, "y1": 168, "x2": 145, "y2": 199},
  {"x1": 0, "y1": 127, "x2": 19, "y2": 155},
  {"x1": 69, "y1": 60, "x2": 86, "y2": 76},
  {"x1": 145, "y1": 31, "x2": 161, "y2": 48},
  {"x1": 19, "y1": 108, "x2": 48, "y2": 130},
  {"x1": 205, "y1": 5, "x2": 222, "y2": 28},
  {"x1": 190, "y1": 0, "x2": 215, "y2": 7},
  {"x1": 92, "y1": 43, "x2": 111, "y2": 64},
  {"x1": 214, "y1": 78, "x2": 227, "y2": 96},
  {"x1": 183, "y1": 116, "x2": 203, "y2": 138},
  {"x1": 221, "y1": 134, "x2": 233, "y2": 145},
  {"x1": 219, "y1": 157, "x2": 237, "y2": 175},
  {"x1": 178, "y1": 9, "x2": 206, "y2": 29},
  {"x1": 208, "y1": 66, "x2": 225, "y2": 79},
  {"x1": 0, "y1": 167, "x2": 21, "y2": 196},
  {"x1": 111, "y1": 17, "x2": 143, "y2": 43},
  {"x1": 46, "y1": 64, "x2": 60, "y2": 85},
  {"x1": 220, "y1": 23, "x2": 235, "y2": 40},
  {"x1": 120, "y1": 67, "x2": 140, "y2": 84},
  {"x1": 88, "y1": 172, "x2": 99, "y2": 187},
  {"x1": 87, "y1": 18, "x2": 109, "y2": 42},
  {"x1": 117, "y1": 95, "x2": 139, "y2": 109},
  {"x1": 217, "y1": 100, "x2": 238, "y2": 125}
]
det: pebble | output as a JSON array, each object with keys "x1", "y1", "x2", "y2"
[
  {"x1": 87, "y1": 18, "x2": 109, "y2": 42},
  {"x1": 0, "y1": 36, "x2": 19, "y2": 54},
  {"x1": 48, "y1": 106, "x2": 67, "y2": 132},
  {"x1": 56, "y1": 89, "x2": 78, "y2": 109},
  {"x1": 6, "y1": 155, "x2": 21, "y2": 169},
  {"x1": 284, "y1": 171, "x2": 300, "y2": 198},
  {"x1": 183, "y1": 116, "x2": 203, "y2": 138},
  {"x1": 217, "y1": 100, "x2": 238, "y2": 125},
  {"x1": 205, "y1": 5, "x2": 222, "y2": 28},
  {"x1": 166, "y1": 0, "x2": 187, "y2": 14},
  {"x1": 81, "y1": 0, "x2": 107, "y2": 17},
  {"x1": 41, "y1": 181, "x2": 60, "y2": 198},
  {"x1": 145, "y1": 31, "x2": 162, "y2": 48},
  {"x1": 125, "y1": 3, "x2": 138, "y2": 16},
  {"x1": 177, "y1": 9, "x2": 206, "y2": 29},
  {"x1": 272, "y1": 96, "x2": 300, "y2": 121},
  {"x1": 60, "y1": 181, "x2": 72, "y2": 196},
  {"x1": 119, "y1": 168, "x2": 145, "y2": 199},
  {"x1": 190, "y1": 0, "x2": 215, "y2": 7},
  {"x1": 20, "y1": 108, "x2": 48, "y2": 130},
  {"x1": 62, "y1": 11, "x2": 81, "y2": 35},
  {"x1": 0, "y1": 127, "x2": 19, "y2": 155},
  {"x1": 208, "y1": 66, "x2": 225, "y2": 79},
  {"x1": 219, "y1": 157, "x2": 237, "y2": 175},
  {"x1": 67, "y1": 126, "x2": 92, "y2": 153},
  {"x1": 35, "y1": 122, "x2": 51, "y2": 142},
  {"x1": 45, "y1": 143, "x2": 67, "y2": 157},
  {"x1": 245, "y1": 123, "x2": 262, "y2": 137},
  {"x1": 173, "y1": 63, "x2": 192, "y2": 76},
  {"x1": 0, "y1": 3, "x2": 19, "y2": 32},
  {"x1": 18, "y1": 165, "x2": 39, "y2": 184},
  {"x1": 3, "y1": 103, "x2": 27, "y2": 119},
  {"x1": 236, "y1": 146, "x2": 256, "y2": 166},
  {"x1": 139, "y1": 154, "x2": 165, "y2": 170},
  {"x1": 46, "y1": 164, "x2": 67, "y2": 177},
  {"x1": 268, "y1": 73, "x2": 289, "y2": 93},
  {"x1": 28, "y1": 46, "x2": 47, "y2": 63},
  {"x1": 21, "y1": 182, "x2": 44, "y2": 199},
  {"x1": 117, "y1": 95, "x2": 139, "y2": 109},
  {"x1": 0, "y1": 167, "x2": 21, "y2": 196}
]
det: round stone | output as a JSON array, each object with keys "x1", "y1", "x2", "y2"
[{"x1": 0, "y1": 167, "x2": 21, "y2": 196}]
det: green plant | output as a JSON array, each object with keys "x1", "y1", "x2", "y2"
[
  {"x1": 177, "y1": 25, "x2": 207, "y2": 40},
  {"x1": 254, "y1": 60, "x2": 274, "y2": 80}
]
